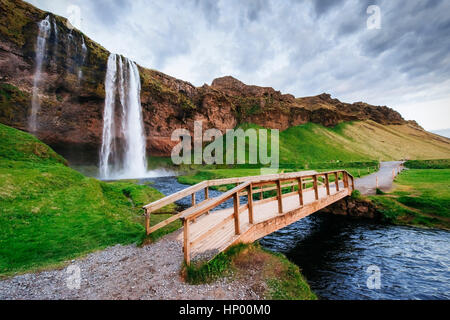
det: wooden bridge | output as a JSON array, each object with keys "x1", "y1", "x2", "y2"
[{"x1": 143, "y1": 170, "x2": 355, "y2": 265}]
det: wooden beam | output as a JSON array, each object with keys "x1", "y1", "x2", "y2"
[
  {"x1": 204, "y1": 187, "x2": 210, "y2": 214},
  {"x1": 335, "y1": 172, "x2": 340, "y2": 191},
  {"x1": 191, "y1": 192, "x2": 196, "y2": 206},
  {"x1": 149, "y1": 212, "x2": 183, "y2": 234},
  {"x1": 276, "y1": 180, "x2": 283, "y2": 213},
  {"x1": 183, "y1": 219, "x2": 190, "y2": 265},
  {"x1": 343, "y1": 172, "x2": 349, "y2": 188},
  {"x1": 297, "y1": 177, "x2": 304, "y2": 206},
  {"x1": 325, "y1": 173, "x2": 330, "y2": 196},
  {"x1": 248, "y1": 184, "x2": 254, "y2": 224},
  {"x1": 313, "y1": 175, "x2": 319, "y2": 200},
  {"x1": 233, "y1": 193, "x2": 241, "y2": 235},
  {"x1": 145, "y1": 209, "x2": 150, "y2": 236}
]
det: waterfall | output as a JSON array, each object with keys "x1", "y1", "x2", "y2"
[
  {"x1": 78, "y1": 36, "x2": 87, "y2": 80},
  {"x1": 29, "y1": 15, "x2": 51, "y2": 133},
  {"x1": 99, "y1": 54, "x2": 148, "y2": 179}
]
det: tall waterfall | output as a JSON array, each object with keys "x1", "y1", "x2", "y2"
[
  {"x1": 99, "y1": 54, "x2": 148, "y2": 179},
  {"x1": 29, "y1": 15, "x2": 51, "y2": 132}
]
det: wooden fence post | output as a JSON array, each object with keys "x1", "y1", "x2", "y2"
[
  {"x1": 313, "y1": 175, "x2": 319, "y2": 200},
  {"x1": 233, "y1": 193, "x2": 241, "y2": 235},
  {"x1": 183, "y1": 219, "x2": 190, "y2": 265},
  {"x1": 276, "y1": 180, "x2": 283, "y2": 213},
  {"x1": 297, "y1": 177, "x2": 304, "y2": 206},
  {"x1": 145, "y1": 209, "x2": 151, "y2": 236},
  {"x1": 325, "y1": 173, "x2": 330, "y2": 196},
  {"x1": 343, "y1": 172, "x2": 349, "y2": 188},
  {"x1": 248, "y1": 184, "x2": 254, "y2": 224},
  {"x1": 205, "y1": 187, "x2": 210, "y2": 214},
  {"x1": 191, "y1": 193, "x2": 196, "y2": 206},
  {"x1": 335, "y1": 172, "x2": 340, "y2": 191}
]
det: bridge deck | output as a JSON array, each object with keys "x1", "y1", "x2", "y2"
[
  {"x1": 144, "y1": 170, "x2": 355, "y2": 264},
  {"x1": 176, "y1": 184, "x2": 343, "y2": 261}
]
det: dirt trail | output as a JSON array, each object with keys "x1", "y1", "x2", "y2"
[
  {"x1": 355, "y1": 161, "x2": 404, "y2": 195},
  {"x1": 0, "y1": 231, "x2": 261, "y2": 300}
]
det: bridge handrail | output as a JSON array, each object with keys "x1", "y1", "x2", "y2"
[{"x1": 142, "y1": 170, "x2": 355, "y2": 241}]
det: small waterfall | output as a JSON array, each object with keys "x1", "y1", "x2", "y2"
[
  {"x1": 52, "y1": 17, "x2": 58, "y2": 43},
  {"x1": 29, "y1": 15, "x2": 51, "y2": 133},
  {"x1": 78, "y1": 36, "x2": 87, "y2": 80},
  {"x1": 99, "y1": 54, "x2": 148, "y2": 179}
]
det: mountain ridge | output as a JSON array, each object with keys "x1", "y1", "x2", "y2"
[{"x1": 0, "y1": 0, "x2": 448, "y2": 163}]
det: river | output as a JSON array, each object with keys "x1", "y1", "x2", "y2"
[{"x1": 143, "y1": 176, "x2": 450, "y2": 300}]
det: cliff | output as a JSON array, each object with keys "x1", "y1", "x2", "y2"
[{"x1": 0, "y1": 0, "x2": 431, "y2": 163}]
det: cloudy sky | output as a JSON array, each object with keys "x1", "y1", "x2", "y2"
[{"x1": 27, "y1": 0, "x2": 450, "y2": 131}]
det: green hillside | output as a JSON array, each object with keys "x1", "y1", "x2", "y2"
[{"x1": 0, "y1": 124, "x2": 174, "y2": 277}]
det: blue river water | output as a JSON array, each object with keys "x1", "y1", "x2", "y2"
[{"x1": 143, "y1": 176, "x2": 450, "y2": 300}]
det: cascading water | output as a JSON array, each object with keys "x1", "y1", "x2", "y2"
[
  {"x1": 78, "y1": 36, "x2": 87, "y2": 80},
  {"x1": 99, "y1": 54, "x2": 148, "y2": 179},
  {"x1": 29, "y1": 15, "x2": 51, "y2": 132}
]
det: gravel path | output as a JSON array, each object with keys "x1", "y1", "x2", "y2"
[
  {"x1": 355, "y1": 161, "x2": 404, "y2": 195},
  {"x1": 0, "y1": 230, "x2": 261, "y2": 300}
]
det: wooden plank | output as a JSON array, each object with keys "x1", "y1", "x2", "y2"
[
  {"x1": 248, "y1": 184, "x2": 254, "y2": 224},
  {"x1": 148, "y1": 212, "x2": 183, "y2": 234},
  {"x1": 191, "y1": 192, "x2": 196, "y2": 206},
  {"x1": 183, "y1": 181, "x2": 251, "y2": 221},
  {"x1": 313, "y1": 175, "x2": 319, "y2": 200},
  {"x1": 325, "y1": 173, "x2": 330, "y2": 196},
  {"x1": 276, "y1": 180, "x2": 283, "y2": 214},
  {"x1": 190, "y1": 213, "x2": 234, "y2": 247},
  {"x1": 297, "y1": 177, "x2": 304, "y2": 206},
  {"x1": 145, "y1": 209, "x2": 151, "y2": 235},
  {"x1": 143, "y1": 181, "x2": 207, "y2": 211},
  {"x1": 184, "y1": 220, "x2": 190, "y2": 265},
  {"x1": 233, "y1": 193, "x2": 241, "y2": 235},
  {"x1": 335, "y1": 172, "x2": 340, "y2": 191}
]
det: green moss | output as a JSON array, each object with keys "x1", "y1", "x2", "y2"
[{"x1": 370, "y1": 169, "x2": 450, "y2": 229}]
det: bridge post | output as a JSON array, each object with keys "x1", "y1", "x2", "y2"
[
  {"x1": 343, "y1": 172, "x2": 349, "y2": 188},
  {"x1": 276, "y1": 180, "x2": 283, "y2": 213},
  {"x1": 325, "y1": 173, "x2": 330, "y2": 195},
  {"x1": 247, "y1": 184, "x2": 254, "y2": 224},
  {"x1": 313, "y1": 175, "x2": 319, "y2": 200},
  {"x1": 145, "y1": 209, "x2": 151, "y2": 236},
  {"x1": 297, "y1": 177, "x2": 304, "y2": 206},
  {"x1": 183, "y1": 219, "x2": 191, "y2": 265},
  {"x1": 233, "y1": 193, "x2": 241, "y2": 235},
  {"x1": 204, "y1": 187, "x2": 210, "y2": 214},
  {"x1": 191, "y1": 193, "x2": 196, "y2": 206},
  {"x1": 335, "y1": 172, "x2": 340, "y2": 191}
]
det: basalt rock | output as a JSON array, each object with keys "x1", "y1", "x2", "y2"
[
  {"x1": 319, "y1": 196, "x2": 382, "y2": 220},
  {"x1": 0, "y1": 0, "x2": 413, "y2": 163}
]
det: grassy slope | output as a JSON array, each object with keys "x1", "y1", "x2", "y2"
[
  {"x1": 0, "y1": 124, "x2": 175, "y2": 276},
  {"x1": 370, "y1": 167, "x2": 450, "y2": 229},
  {"x1": 278, "y1": 121, "x2": 450, "y2": 163}
]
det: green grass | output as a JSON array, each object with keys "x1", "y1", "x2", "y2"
[
  {"x1": 0, "y1": 124, "x2": 176, "y2": 276},
  {"x1": 183, "y1": 243, "x2": 317, "y2": 300},
  {"x1": 404, "y1": 159, "x2": 450, "y2": 169},
  {"x1": 370, "y1": 169, "x2": 450, "y2": 229}
]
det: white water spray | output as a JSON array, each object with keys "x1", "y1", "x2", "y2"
[
  {"x1": 78, "y1": 36, "x2": 87, "y2": 80},
  {"x1": 99, "y1": 54, "x2": 148, "y2": 179},
  {"x1": 29, "y1": 15, "x2": 51, "y2": 133}
]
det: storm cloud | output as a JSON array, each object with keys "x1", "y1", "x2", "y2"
[{"x1": 27, "y1": 0, "x2": 450, "y2": 130}]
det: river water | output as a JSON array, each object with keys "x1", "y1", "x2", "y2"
[{"x1": 143, "y1": 176, "x2": 450, "y2": 300}]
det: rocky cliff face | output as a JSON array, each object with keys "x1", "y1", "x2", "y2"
[{"x1": 0, "y1": 0, "x2": 415, "y2": 163}]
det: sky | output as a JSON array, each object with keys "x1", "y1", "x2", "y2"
[{"x1": 26, "y1": 0, "x2": 450, "y2": 131}]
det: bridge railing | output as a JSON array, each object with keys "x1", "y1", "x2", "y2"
[{"x1": 142, "y1": 170, "x2": 355, "y2": 265}]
